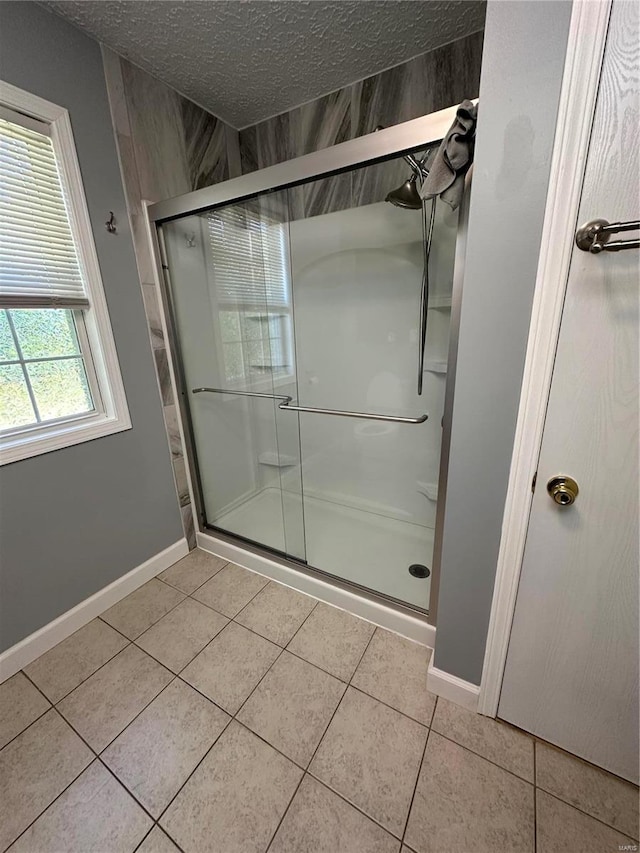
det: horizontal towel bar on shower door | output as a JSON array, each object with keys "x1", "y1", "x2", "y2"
[
  {"x1": 191, "y1": 387, "x2": 428, "y2": 423},
  {"x1": 192, "y1": 387, "x2": 293, "y2": 402},
  {"x1": 278, "y1": 401, "x2": 428, "y2": 424}
]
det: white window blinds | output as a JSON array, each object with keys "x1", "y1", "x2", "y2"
[
  {"x1": 0, "y1": 113, "x2": 89, "y2": 308},
  {"x1": 207, "y1": 205, "x2": 289, "y2": 308}
]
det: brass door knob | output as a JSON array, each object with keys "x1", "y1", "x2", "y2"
[{"x1": 547, "y1": 475, "x2": 579, "y2": 506}]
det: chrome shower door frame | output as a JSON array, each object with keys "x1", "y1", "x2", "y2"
[{"x1": 146, "y1": 103, "x2": 473, "y2": 626}]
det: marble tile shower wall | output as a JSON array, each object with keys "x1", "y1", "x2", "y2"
[
  {"x1": 102, "y1": 48, "x2": 242, "y2": 548},
  {"x1": 239, "y1": 31, "x2": 484, "y2": 216}
]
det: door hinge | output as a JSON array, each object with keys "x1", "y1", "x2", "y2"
[{"x1": 532, "y1": 471, "x2": 537, "y2": 493}]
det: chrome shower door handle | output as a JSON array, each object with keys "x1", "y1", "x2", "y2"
[
  {"x1": 192, "y1": 387, "x2": 292, "y2": 402},
  {"x1": 278, "y1": 401, "x2": 428, "y2": 424},
  {"x1": 191, "y1": 388, "x2": 428, "y2": 424}
]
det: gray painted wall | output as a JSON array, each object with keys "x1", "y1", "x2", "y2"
[
  {"x1": 433, "y1": 0, "x2": 572, "y2": 684},
  {"x1": 0, "y1": 2, "x2": 184, "y2": 652}
]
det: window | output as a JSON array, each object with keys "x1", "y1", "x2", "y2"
[
  {"x1": 1, "y1": 309, "x2": 94, "y2": 429},
  {"x1": 208, "y1": 205, "x2": 293, "y2": 388},
  {"x1": 0, "y1": 82, "x2": 130, "y2": 464}
]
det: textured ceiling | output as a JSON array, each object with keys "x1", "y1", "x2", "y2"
[{"x1": 42, "y1": 0, "x2": 486, "y2": 128}]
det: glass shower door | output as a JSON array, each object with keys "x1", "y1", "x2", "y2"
[
  {"x1": 162, "y1": 192, "x2": 306, "y2": 560},
  {"x1": 284, "y1": 160, "x2": 459, "y2": 608},
  {"x1": 159, "y1": 148, "x2": 460, "y2": 611}
]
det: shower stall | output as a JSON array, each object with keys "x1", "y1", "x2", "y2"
[{"x1": 147, "y1": 109, "x2": 468, "y2": 623}]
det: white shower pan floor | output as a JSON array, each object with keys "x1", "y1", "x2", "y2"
[{"x1": 214, "y1": 487, "x2": 433, "y2": 610}]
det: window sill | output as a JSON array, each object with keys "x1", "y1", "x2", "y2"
[{"x1": 0, "y1": 410, "x2": 132, "y2": 466}]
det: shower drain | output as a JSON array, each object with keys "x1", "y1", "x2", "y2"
[{"x1": 408, "y1": 564, "x2": 430, "y2": 579}]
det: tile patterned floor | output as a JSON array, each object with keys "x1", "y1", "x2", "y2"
[{"x1": 0, "y1": 549, "x2": 638, "y2": 853}]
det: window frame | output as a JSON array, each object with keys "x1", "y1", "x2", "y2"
[{"x1": 0, "y1": 80, "x2": 131, "y2": 465}]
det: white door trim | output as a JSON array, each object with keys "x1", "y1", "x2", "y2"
[{"x1": 477, "y1": 0, "x2": 613, "y2": 717}]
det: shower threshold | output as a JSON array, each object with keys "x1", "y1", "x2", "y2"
[{"x1": 213, "y1": 487, "x2": 433, "y2": 610}]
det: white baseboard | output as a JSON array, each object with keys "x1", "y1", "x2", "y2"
[
  {"x1": 427, "y1": 661, "x2": 481, "y2": 712},
  {"x1": 0, "y1": 538, "x2": 189, "y2": 683},
  {"x1": 196, "y1": 531, "x2": 436, "y2": 648}
]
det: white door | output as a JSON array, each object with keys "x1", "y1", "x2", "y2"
[{"x1": 498, "y1": 0, "x2": 639, "y2": 783}]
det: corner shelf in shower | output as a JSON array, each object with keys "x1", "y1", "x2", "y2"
[
  {"x1": 417, "y1": 481, "x2": 439, "y2": 501},
  {"x1": 249, "y1": 364, "x2": 291, "y2": 372},
  {"x1": 424, "y1": 359, "x2": 447, "y2": 375},
  {"x1": 246, "y1": 313, "x2": 289, "y2": 320},
  {"x1": 429, "y1": 295, "x2": 452, "y2": 310},
  {"x1": 258, "y1": 451, "x2": 297, "y2": 468}
]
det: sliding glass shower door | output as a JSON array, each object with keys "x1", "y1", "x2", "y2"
[
  {"x1": 163, "y1": 192, "x2": 305, "y2": 560},
  {"x1": 286, "y1": 165, "x2": 458, "y2": 606},
  {"x1": 160, "y1": 150, "x2": 459, "y2": 611}
]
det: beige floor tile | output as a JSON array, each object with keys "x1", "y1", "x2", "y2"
[
  {"x1": 238, "y1": 651, "x2": 346, "y2": 766},
  {"x1": 0, "y1": 671, "x2": 50, "y2": 749},
  {"x1": 287, "y1": 603, "x2": 375, "y2": 681},
  {"x1": 102, "y1": 678, "x2": 229, "y2": 817},
  {"x1": 536, "y1": 740, "x2": 639, "y2": 839},
  {"x1": 351, "y1": 628, "x2": 435, "y2": 725},
  {"x1": 0, "y1": 709, "x2": 93, "y2": 851},
  {"x1": 57, "y1": 645, "x2": 173, "y2": 751},
  {"x1": 431, "y1": 697, "x2": 534, "y2": 781},
  {"x1": 310, "y1": 687, "x2": 427, "y2": 836},
  {"x1": 192, "y1": 562, "x2": 269, "y2": 617},
  {"x1": 236, "y1": 581, "x2": 317, "y2": 646},
  {"x1": 158, "y1": 549, "x2": 228, "y2": 594},
  {"x1": 136, "y1": 597, "x2": 228, "y2": 673},
  {"x1": 24, "y1": 618, "x2": 129, "y2": 703},
  {"x1": 8, "y1": 760, "x2": 152, "y2": 853},
  {"x1": 270, "y1": 775, "x2": 400, "y2": 853},
  {"x1": 181, "y1": 621, "x2": 280, "y2": 714},
  {"x1": 405, "y1": 732, "x2": 534, "y2": 853},
  {"x1": 137, "y1": 826, "x2": 181, "y2": 853},
  {"x1": 101, "y1": 579, "x2": 185, "y2": 639},
  {"x1": 536, "y1": 789, "x2": 637, "y2": 853},
  {"x1": 161, "y1": 721, "x2": 302, "y2": 853}
]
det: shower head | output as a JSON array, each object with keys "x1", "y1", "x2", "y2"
[{"x1": 385, "y1": 174, "x2": 423, "y2": 210}]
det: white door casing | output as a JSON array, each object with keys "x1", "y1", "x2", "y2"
[
  {"x1": 478, "y1": 0, "x2": 614, "y2": 721},
  {"x1": 496, "y1": 0, "x2": 639, "y2": 783}
]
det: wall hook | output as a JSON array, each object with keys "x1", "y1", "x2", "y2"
[
  {"x1": 105, "y1": 212, "x2": 117, "y2": 234},
  {"x1": 186, "y1": 233, "x2": 196, "y2": 248}
]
